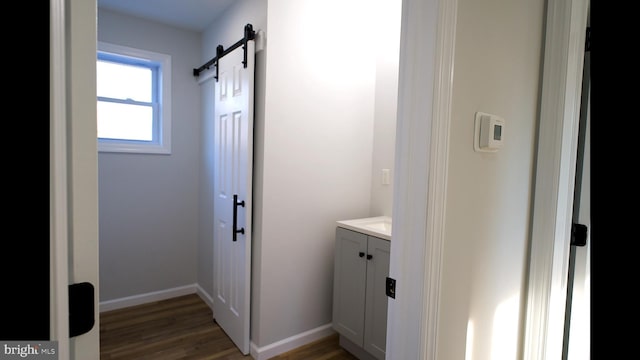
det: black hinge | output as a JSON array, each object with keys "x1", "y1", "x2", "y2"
[
  {"x1": 386, "y1": 277, "x2": 396, "y2": 299},
  {"x1": 570, "y1": 223, "x2": 588, "y2": 247},
  {"x1": 69, "y1": 282, "x2": 95, "y2": 337},
  {"x1": 585, "y1": 27, "x2": 590, "y2": 52}
]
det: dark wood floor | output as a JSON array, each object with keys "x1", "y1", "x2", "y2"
[{"x1": 100, "y1": 294, "x2": 357, "y2": 359}]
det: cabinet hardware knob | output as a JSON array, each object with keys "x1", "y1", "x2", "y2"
[
  {"x1": 359, "y1": 252, "x2": 365, "y2": 258},
  {"x1": 367, "y1": 254, "x2": 373, "y2": 260}
]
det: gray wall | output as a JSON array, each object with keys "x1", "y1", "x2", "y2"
[
  {"x1": 97, "y1": 9, "x2": 202, "y2": 301},
  {"x1": 436, "y1": 0, "x2": 545, "y2": 358}
]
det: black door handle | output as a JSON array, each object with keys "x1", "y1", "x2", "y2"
[{"x1": 233, "y1": 194, "x2": 245, "y2": 242}]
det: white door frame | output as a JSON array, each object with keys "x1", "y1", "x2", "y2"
[
  {"x1": 565, "y1": 82, "x2": 590, "y2": 360},
  {"x1": 386, "y1": 0, "x2": 457, "y2": 358},
  {"x1": 50, "y1": 1, "x2": 70, "y2": 358},
  {"x1": 522, "y1": 0, "x2": 589, "y2": 358},
  {"x1": 51, "y1": 0, "x2": 100, "y2": 358},
  {"x1": 389, "y1": 0, "x2": 588, "y2": 358}
]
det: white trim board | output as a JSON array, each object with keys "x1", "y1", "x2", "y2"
[
  {"x1": 386, "y1": 0, "x2": 456, "y2": 358},
  {"x1": 196, "y1": 284, "x2": 215, "y2": 311},
  {"x1": 50, "y1": 1, "x2": 70, "y2": 358},
  {"x1": 420, "y1": 0, "x2": 457, "y2": 357},
  {"x1": 250, "y1": 324, "x2": 335, "y2": 360},
  {"x1": 99, "y1": 284, "x2": 198, "y2": 312}
]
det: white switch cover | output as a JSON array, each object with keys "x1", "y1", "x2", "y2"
[
  {"x1": 382, "y1": 169, "x2": 391, "y2": 185},
  {"x1": 474, "y1": 112, "x2": 505, "y2": 152}
]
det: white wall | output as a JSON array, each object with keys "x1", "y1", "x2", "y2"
[
  {"x1": 370, "y1": 0, "x2": 402, "y2": 217},
  {"x1": 255, "y1": 0, "x2": 378, "y2": 346},
  {"x1": 437, "y1": 0, "x2": 545, "y2": 358},
  {"x1": 97, "y1": 9, "x2": 202, "y2": 301}
]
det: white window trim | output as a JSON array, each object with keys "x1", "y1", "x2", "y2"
[{"x1": 97, "y1": 42, "x2": 172, "y2": 154}]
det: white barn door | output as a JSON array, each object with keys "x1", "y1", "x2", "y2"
[{"x1": 212, "y1": 39, "x2": 255, "y2": 355}]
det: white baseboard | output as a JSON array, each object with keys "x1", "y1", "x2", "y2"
[
  {"x1": 195, "y1": 284, "x2": 214, "y2": 311},
  {"x1": 250, "y1": 323, "x2": 335, "y2": 360},
  {"x1": 99, "y1": 284, "x2": 197, "y2": 312}
]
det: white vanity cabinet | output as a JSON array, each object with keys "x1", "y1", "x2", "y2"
[{"x1": 333, "y1": 226, "x2": 390, "y2": 360}]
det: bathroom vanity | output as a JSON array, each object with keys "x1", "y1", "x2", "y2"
[{"x1": 333, "y1": 217, "x2": 391, "y2": 360}]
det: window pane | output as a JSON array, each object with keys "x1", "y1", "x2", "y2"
[
  {"x1": 97, "y1": 60, "x2": 152, "y2": 102},
  {"x1": 97, "y1": 101, "x2": 153, "y2": 141}
]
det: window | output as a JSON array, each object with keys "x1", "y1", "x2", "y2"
[{"x1": 97, "y1": 42, "x2": 171, "y2": 154}]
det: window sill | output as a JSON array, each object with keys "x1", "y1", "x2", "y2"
[{"x1": 98, "y1": 142, "x2": 171, "y2": 155}]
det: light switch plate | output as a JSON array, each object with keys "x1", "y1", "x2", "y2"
[{"x1": 382, "y1": 169, "x2": 391, "y2": 185}]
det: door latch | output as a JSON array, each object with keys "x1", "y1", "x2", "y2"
[
  {"x1": 69, "y1": 282, "x2": 95, "y2": 337},
  {"x1": 386, "y1": 277, "x2": 396, "y2": 299},
  {"x1": 571, "y1": 223, "x2": 588, "y2": 247}
]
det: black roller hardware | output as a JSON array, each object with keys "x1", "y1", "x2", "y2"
[{"x1": 193, "y1": 24, "x2": 256, "y2": 79}]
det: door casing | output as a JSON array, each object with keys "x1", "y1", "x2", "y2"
[{"x1": 51, "y1": 0, "x2": 100, "y2": 359}]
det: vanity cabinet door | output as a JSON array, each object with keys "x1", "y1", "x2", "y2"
[
  {"x1": 333, "y1": 228, "x2": 390, "y2": 360},
  {"x1": 333, "y1": 227, "x2": 368, "y2": 346},
  {"x1": 363, "y1": 236, "x2": 390, "y2": 359}
]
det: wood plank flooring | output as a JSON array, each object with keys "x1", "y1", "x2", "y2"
[{"x1": 100, "y1": 294, "x2": 357, "y2": 360}]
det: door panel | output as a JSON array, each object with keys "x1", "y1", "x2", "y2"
[
  {"x1": 212, "y1": 40, "x2": 255, "y2": 355},
  {"x1": 333, "y1": 228, "x2": 368, "y2": 345}
]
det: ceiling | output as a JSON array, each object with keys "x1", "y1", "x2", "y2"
[{"x1": 98, "y1": 0, "x2": 237, "y2": 32}]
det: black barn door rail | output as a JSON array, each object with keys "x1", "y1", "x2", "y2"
[{"x1": 193, "y1": 23, "x2": 255, "y2": 81}]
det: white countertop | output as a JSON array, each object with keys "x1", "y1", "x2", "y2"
[{"x1": 336, "y1": 216, "x2": 392, "y2": 241}]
